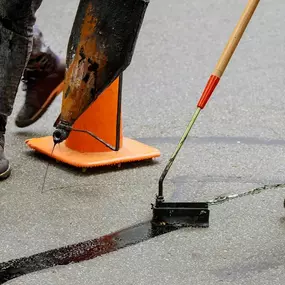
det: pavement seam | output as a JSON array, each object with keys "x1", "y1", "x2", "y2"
[{"x1": 208, "y1": 183, "x2": 285, "y2": 205}]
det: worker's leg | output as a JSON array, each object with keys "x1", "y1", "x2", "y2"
[
  {"x1": 15, "y1": 25, "x2": 65, "y2": 128},
  {"x1": 0, "y1": 0, "x2": 43, "y2": 179}
]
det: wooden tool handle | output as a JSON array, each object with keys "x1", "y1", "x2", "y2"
[
  {"x1": 213, "y1": 0, "x2": 260, "y2": 77},
  {"x1": 197, "y1": 0, "x2": 260, "y2": 109}
]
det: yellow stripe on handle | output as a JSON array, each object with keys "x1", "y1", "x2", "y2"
[{"x1": 213, "y1": 0, "x2": 260, "y2": 78}]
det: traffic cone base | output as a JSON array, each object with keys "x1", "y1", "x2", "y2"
[
  {"x1": 26, "y1": 136, "x2": 160, "y2": 168},
  {"x1": 25, "y1": 76, "x2": 160, "y2": 168}
]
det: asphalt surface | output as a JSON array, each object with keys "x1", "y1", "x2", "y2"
[{"x1": 2, "y1": 0, "x2": 285, "y2": 284}]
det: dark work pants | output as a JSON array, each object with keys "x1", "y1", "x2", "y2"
[{"x1": 0, "y1": 0, "x2": 54, "y2": 117}]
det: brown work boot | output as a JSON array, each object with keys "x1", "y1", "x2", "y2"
[
  {"x1": 15, "y1": 49, "x2": 65, "y2": 128},
  {"x1": 0, "y1": 116, "x2": 11, "y2": 180}
]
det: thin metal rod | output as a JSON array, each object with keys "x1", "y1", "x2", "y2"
[
  {"x1": 71, "y1": 127, "x2": 117, "y2": 151},
  {"x1": 158, "y1": 107, "x2": 201, "y2": 198},
  {"x1": 41, "y1": 144, "x2": 56, "y2": 193}
]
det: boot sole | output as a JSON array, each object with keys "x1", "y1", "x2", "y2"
[
  {"x1": 16, "y1": 81, "x2": 64, "y2": 128},
  {"x1": 0, "y1": 165, "x2": 11, "y2": 180}
]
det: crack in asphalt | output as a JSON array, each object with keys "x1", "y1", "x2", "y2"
[{"x1": 208, "y1": 183, "x2": 285, "y2": 205}]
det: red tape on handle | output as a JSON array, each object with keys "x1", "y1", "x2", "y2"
[{"x1": 197, "y1": 75, "x2": 220, "y2": 109}]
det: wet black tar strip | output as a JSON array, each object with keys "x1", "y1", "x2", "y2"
[{"x1": 0, "y1": 221, "x2": 182, "y2": 284}]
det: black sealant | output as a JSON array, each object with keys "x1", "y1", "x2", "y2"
[{"x1": 0, "y1": 221, "x2": 179, "y2": 284}]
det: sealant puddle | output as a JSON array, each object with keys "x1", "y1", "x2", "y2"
[{"x1": 0, "y1": 221, "x2": 179, "y2": 284}]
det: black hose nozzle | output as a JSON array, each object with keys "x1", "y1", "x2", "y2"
[{"x1": 52, "y1": 121, "x2": 71, "y2": 144}]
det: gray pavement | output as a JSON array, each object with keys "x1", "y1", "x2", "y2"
[{"x1": 2, "y1": 0, "x2": 285, "y2": 284}]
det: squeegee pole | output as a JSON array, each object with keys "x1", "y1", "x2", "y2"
[
  {"x1": 158, "y1": 107, "x2": 201, "y2": 198},
  {"x1": 157, "y1": 0, "x2": 260, "y2": 199}
]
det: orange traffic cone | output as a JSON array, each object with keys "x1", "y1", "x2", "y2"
[{"x1": 25, "y1": 75, "x2": 160, "y2": 168}]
